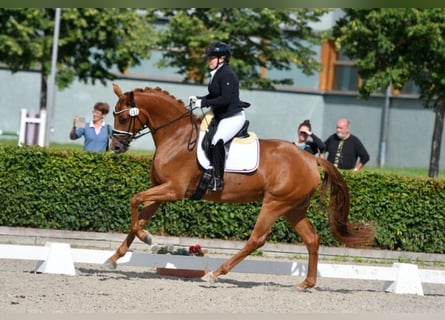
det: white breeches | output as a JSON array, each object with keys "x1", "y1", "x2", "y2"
[{"x1": 212, "y1": 110, "x2": 246, "y2": 144}]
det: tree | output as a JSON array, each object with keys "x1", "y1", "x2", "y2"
[
  {"x1": 0, "y1": 8, "x2": 157, "y2": 110},
  {"x1": 153, "y1": 8, "x2": 329, "y2": 89},
  {"x1": 332, "y1": 8, "x2": 445, "y2": 178}
]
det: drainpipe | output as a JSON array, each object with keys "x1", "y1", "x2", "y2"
[
  {"x1": 379, "y1": 84, "x2": 391, "y2": 168},
  {"x1": 44, "y1": 8, "x2": 61, "y2": 147}
]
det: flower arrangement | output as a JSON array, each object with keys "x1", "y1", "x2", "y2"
[
  {"x1": 152, "y1": 244, "x2": 207, "y2": 257},
  {"x1": 188, "y1": 244, "x2": 206, "y2": 257}
]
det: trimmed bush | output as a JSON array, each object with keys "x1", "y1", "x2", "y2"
[{"x1": 0, "y1": 145, "x2": 444, "y2": 253}]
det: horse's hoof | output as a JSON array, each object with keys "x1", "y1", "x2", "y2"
[
  {"x1": 296, "y1": 281, "x2": 315, "y2": 291},
  {"x1": 201, "y1": 271, "x2": 218, "y2": 284},
  {"x1": 296, "y1": 285, "x2": 310, "y2": 292},
  {"x1": 142, "y1": 232, "x2": 152, "y2": 245},
  {"x1": 103, "y1": 258, "x2": 117, "y2": 270}
]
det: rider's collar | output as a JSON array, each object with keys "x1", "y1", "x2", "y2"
[{"x1": 209, "y1": 63, "x2": 224, "y2": 80}]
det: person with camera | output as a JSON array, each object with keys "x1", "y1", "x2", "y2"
[
  {"x1": 69, "y1": 102, "x2": 112, "y2": 152},
  {"x1": 294, "y1": 119, "x2": 325, "y2": 157}
]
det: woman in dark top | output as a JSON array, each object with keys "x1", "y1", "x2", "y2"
[
  {"x1": 188, "y1": 41, "x2": 250, "y2": 191},
  {"x1": 294, "y1": 119, "x2": 326, "y2": 156}
]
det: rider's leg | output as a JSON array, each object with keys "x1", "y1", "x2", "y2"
[
  {"x1": 211, "y1": 110, "x2": 246, "y2": 144},
  {"x1": 211, "y1": 139, "x2": 225, "y2": 191},
  {"x1": 210, "y1": 111, "x2": 246, "y2": 191}
]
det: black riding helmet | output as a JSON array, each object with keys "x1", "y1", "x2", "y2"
[{"x1": 202, "y1": 41, "x2": 231, "y2": 62}]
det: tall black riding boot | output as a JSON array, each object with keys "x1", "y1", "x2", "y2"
[{"x1": 211, "y1": 139, "x2": 225, "y2": 191}]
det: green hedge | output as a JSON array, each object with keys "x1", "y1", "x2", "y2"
[
  {"x1": 345, "y1": 171, "x2": 445, "y2": 253},
  {"x1": 0, "y1": 145, "x2": 444, "y2": 253}
]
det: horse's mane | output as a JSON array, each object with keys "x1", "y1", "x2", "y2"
[
  {"x1": 133, "y1": 86, "x2": 203, "y2": 124},
  {"x1": 133, "y1": 87, "x2": 183, "y2": 105}
]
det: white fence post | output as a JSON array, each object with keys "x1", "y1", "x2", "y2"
[{"x1": 18, "y1": 108, "x2": 47, "y2": 147}]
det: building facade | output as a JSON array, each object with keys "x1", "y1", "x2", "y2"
[{"x1": 0, "y1": 9, "x2": 443, "y2": 169}]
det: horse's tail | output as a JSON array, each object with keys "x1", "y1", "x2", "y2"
[{"x1": 316, "y1": 158, "x2": 375, "y2": 247}]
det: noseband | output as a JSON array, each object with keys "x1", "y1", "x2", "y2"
[
  {"x1": 111, "y1": 92, "x2": 146, "y2": 147},
  {"x1": 112, "y1": 91, "x2": 199, "y2": 149}
]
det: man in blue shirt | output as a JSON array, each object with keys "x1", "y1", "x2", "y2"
[{"x1": 70, "y1": 102, "x2": 112, "y2": 152}]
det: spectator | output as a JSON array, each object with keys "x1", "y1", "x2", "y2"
[
  {"x1": 69, "y1": 102, "x2": 112, "y2": 152},
  {"x1": 324, "y1": 118, "x2": 369, "y2": 171},
  {"x1": 294, "y1": 119, "x2": 325, "y2": 156}
]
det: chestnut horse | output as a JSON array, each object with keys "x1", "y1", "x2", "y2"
[{"x1": 105, "y1": 84, "x2": 374, "y2": 289}]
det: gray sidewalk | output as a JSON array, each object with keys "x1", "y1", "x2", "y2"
[{"x1": 1, "y1": 226, "x2": 444, "y2": 264}]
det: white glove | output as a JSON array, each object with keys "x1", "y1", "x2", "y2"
[
  {"x1": 188, "y1": 96, "x2": 198, "y2": 106},
  {"x1": 195, "y1": 99, "x2": 202, "y2": 108}
]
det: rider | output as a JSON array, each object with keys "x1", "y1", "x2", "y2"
[{"x1": 189, "y1": 41, "x2": 250, "y2": 191}]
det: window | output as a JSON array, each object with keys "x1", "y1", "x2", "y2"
[
  {"x1": 333, "y1": 60, "x2": 359, "y2": 91},
  {"x1": 320, "y1": 40, "x2": 419, "y2": 95},
  {"x1": 398, "y1": 80, "x2": 421, "y2": 95},
  {"x1": 320, "y1": 41, "x2": 359, "y2": 92}
]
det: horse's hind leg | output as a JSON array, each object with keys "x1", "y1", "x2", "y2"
[
  {"x1": 284, "y1": 208, "x2": 320, "y2": 290},
  {"x1": 104, "y1": 202, "x2": 160, "y2": 269}
]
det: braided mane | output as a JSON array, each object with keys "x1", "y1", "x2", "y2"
[
  {"x1": 132, "y1": 87, "x2": 184, "y2": 106},
  {"x1": 134, "y1": 86, "x2": 202, "y2": 122}
]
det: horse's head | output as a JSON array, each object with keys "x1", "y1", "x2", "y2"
[
  {"x1": 110, "y1": 84, "x2": 148, "y2": 154},
  {"x1": 111, "y1": 83, "x2": 199, "y2": 154}
]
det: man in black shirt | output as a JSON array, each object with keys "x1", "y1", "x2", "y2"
[{"x1": 324, "y1": 118, "x2": 369, "y2": 171}]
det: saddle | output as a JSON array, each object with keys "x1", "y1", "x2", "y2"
[
  {"x1": 191, "y1": 112, "x2": 260, "y2": 200},
  {"x1": 200, "y1": 115, "x2": 250, "y2": 162}
]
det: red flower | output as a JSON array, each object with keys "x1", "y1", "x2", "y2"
[{"x1": 188, "y1": 244, "x2": 205, "y2": 256}]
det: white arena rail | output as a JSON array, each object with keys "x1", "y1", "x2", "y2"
[{"x1": 1, "y1": 242, "x2": 444, "y2": 296}]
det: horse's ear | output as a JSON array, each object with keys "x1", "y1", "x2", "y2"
[{"x1": 112, "y1": 83, "x2": 123, "y2": 97}]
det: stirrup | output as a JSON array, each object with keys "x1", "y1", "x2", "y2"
[{"x1": 211, "y1": 177, "x2": 224, "y2": 191}]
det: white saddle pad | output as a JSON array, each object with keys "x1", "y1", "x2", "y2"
[{"x1": 197, "y1": 130, "x2": 260, "y2": 173}]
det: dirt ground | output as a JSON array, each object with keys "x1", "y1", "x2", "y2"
[{"x1": 1, "y1": 259, "x2": 444, "y2": 315}]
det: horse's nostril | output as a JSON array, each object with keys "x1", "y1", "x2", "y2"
[{"x1": 112, "y1": 146, "x2": 121, "y2": 153}]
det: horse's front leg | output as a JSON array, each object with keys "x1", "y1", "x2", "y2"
[
  {"x1": 105, "y1": 182, "x2": 182, "y2": 269},
  {"x1": 104, "y1": 199, "x2": 160, "y2": 269}
]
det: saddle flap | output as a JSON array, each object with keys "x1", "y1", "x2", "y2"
[
  {"x1": 200, "y1": 112, "x2": 251, "y2": 159},
  {"x1": 197, "y1": 130, "x2": 259, "y2": 173}
]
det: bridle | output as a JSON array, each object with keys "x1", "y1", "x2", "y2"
[{"x1": 112, "y1": 91, "x2": 199, "y2": 150}]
